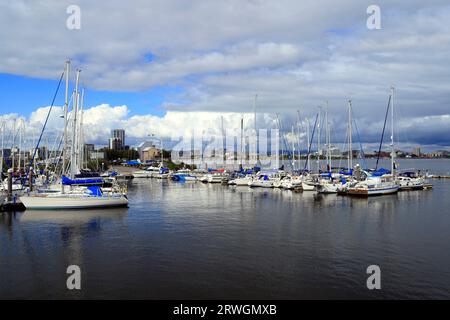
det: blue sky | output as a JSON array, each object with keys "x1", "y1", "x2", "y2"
[{"x1": 0, "y1": 73, "x2": 181, "y2": 117}]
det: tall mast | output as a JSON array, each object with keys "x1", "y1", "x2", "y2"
[
  {"x1": 18, "y1": 119, "x2": 23, "y2": 174},
  {"x1": 306, "y1": 118, "x2": 310, "y2": 172},
  {"x1": 296, "y1": 110, "x2": 301, "y2": 170},
  {"x1": 326, "y1": 101, "x2": 331, "y2": 171},
  {"x1": 32, "y1": 129, "x2": 37, "y2": 172},
  {"x1": 161, "y1": 137, "x2": 164, "y2": 166},
  {"x1": 221, "y1": 115, "x2": 225, "y2": 168},
  {"x1": 317, "y1": 108, "x2": 321, "y2": 172},
  {"x1": 240, "y1": 116, "x2": 243, "y2": 168},
  {"x1": 78, "y1": 89, "x2": 85, "y2": 170},
  {"x1": 12, "y1": 119, "x2": 16, "y2": 172},
  {"x1": 348, "y1": 100, "x2": 353, "y2": 170},
  {"x1": 70, "y1": 69, "x2": 81, "y2": 178},
  {"x1": 62, "y1": 60, "x2": 70, "y2": 176},
  {"x1": 291, "y1": 125, "x2": 295, "y2": 170},
  {"x1": 253, "y1": 94, "x2": 258, "y2": 163},
  {"x1": 391, "y1": 86, "x2": 395, "y2": 176}
]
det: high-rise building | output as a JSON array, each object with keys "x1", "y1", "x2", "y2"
[
  {"x1": 412, "y1": 146, "x2": 421, "y2": 157},
  {"x1": 109, "y1": 137, "x2": 122, "y2": 150},
  {"x1": 112, "y1": 129, "x2": 125, "y2": 147}
]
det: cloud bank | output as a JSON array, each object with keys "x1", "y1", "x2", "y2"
[{"x1": 0, "y1": 1, "x2": 449, "y2": 150}]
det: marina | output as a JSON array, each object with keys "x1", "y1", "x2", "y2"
[{"x1": 1, "y1": 1, "x2": 450, "y2": 303}]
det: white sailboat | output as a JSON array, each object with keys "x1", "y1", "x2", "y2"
[
  {"x1": 347, "y1": 174, "x2": 398, "y2": 196},
  {"x1": 20, "y1": 62, "x2": 128, "y2": 210},
  {"x1": 248, "y1": 174, "x2": 274, "y2": 188},
  {"x1": 348, "y1": 87, "x2": 400, "y2": 196}
]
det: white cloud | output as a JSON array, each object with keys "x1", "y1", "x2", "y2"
[{"x1": 2, "y1": 105, "x2": 450, "y2": 154}]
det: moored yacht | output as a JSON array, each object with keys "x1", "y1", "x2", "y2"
[
  {"x1": 348, "y1": 174, "x2": 399, "y2": 196},
  {"x1": 20, "y1": 186, "x2": 128, "y2": 210}
]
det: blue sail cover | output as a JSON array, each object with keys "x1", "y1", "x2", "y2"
[
  {"x1": 126, "y1": 160, "x2": 141, "y2": 166},
  {"x1": 372, "y1": 168, "x2": 391, "y2": 176},
  {"x1": 87, "y1": 186, "x2": 103, "y2": 197},
  {"x1": 171, "y1": 174, "x2": 185, "y2": 181},
  {"x1": 62, "y1": 175, "x2": 104, "y2": 185},
  {"x1": 339, "y1": 168, "x2": 353, "y2": 175},
  {"x1": 160, "y1": 168, "x2": 169, "y2": 174}
]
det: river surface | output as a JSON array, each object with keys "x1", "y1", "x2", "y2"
[{"x1": 1, "y1": 159, "x2": 449, "y2": 299}]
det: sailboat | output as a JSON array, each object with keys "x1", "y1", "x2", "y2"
[
  {"x1": 348, "y1": 87, "x2": 400, "y2": 196},
  {"x1": 20, "y1": 61, "x2": 128, "y2": 210}
]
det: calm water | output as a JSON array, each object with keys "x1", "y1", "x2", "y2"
[{"x1": 1, "y1": 159, "x2": 450, "y2": 299}]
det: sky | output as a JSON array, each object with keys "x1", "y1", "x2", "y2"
[{"x1": 0, "y1": 0, "x2": 449, "y2": 152}]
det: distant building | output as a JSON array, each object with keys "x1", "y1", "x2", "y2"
[
  {"x1": 37, "y1": 146, "x2": 49, "y2": 160},
  {"x1": 137, "y1": 140, "x2": 158, "y2": 159},
  {"x1": 90, "y1": 151, "x2": 105, "y2": 160},
  {"x1": 111, "y1": 129, "x2": 125, "y2": 150},
  {"x1": 429, "y1": 150, "x2": 450, "y2": 158},
  {"x1": 141, "y1": 147, "x2": 161, "y2": 162},
  {"x1": 84, "y1": 144, "x2": 95, "y2": 158},
  {"x1": 109, "y1": 137, "x2": 122, "y2": 150},
  {"x1": 412, "y1": 147, "x2": 421, "y2": 157}
]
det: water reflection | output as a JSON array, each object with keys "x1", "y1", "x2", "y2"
[{"x1": 19, "y1": 207, "x2": 128, "y2": 226}]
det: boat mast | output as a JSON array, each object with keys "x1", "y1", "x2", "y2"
[
  {"x1": 70, "y1": 69, "x2": 81, "y2": 178},
  {"x1": 253, "y1": 94, "x2": 258, "y2": 164},
  {"x1": 306, "y1": 118, "x2": 310, "y2": 172},
  {"x1": 32, "y1": 129, "x2": 37, "y2": 172},
  {"x1": 18, "y1": 119, "x2": 23, "y2": 174},
  {"x1": 78, "y1": 89, "x2": 85, "y2": 170},
  {"x1": 161, "y1": 138, "x2": 164, "y2": 167},
  {"x1": 317, "y1": 107, "x2": 321, "y2": 172},
  {"x1": 296, "y1": 110, "x2": 301, "y2": 170},
  {"x1": 221, "y1": 115, "x2": 225, "y2": 168},
  {"x1": 62, "y1": 60, "x2": 70, "y2": 177},
  {"x1": 12, "y1": 119, "x2": 16, "y2": 173},
  {"x1": 240, "y1": 116, "x2": 243, "y2": 168},
  {"x1": 326, "y1": 101, "x2": 331, "y2": 172},
  {"x1": 391, "y1": 86, "x2": 395, "y2": 176},
  {"x1": 348, "y1": 100, "x2": 353, "y2": 170},
  {"x1": 291, "y1": 125, "x2": 295, "y2": 170}
]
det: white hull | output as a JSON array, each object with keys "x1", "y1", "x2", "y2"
[
  {"x1": 281, "y1": 180, "x2": 302, "y2": 190},
  {"x1": 249, "y1": 180, "x2": 273, "y2": 188},
  {"x1": 348, "y1": 185, "x2": 399, "y2": 196},
  {"x1": 272, "y1": 179, "x2": 284, "y2": 188},
  {"x1": 20, "y1": 194, "x2": 128, "y2": 210},
  {"x1": 233, "y1": 177, "x2": 253, "y2": 186},
  {"x1": 302, "y1": 181, "x2": 316, "y2": 191},
  {"x1": 316, "y1": 183, "x2": 340, "y2": 194},
  {"x1": 132, "y1": 171, "x2": 152, "y2": 178},
  {"x1": 398, "y1": 178, "x2": 425, "y2": 190}
]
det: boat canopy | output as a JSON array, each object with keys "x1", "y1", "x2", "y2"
[
  {"x1": 159, "y1": 168, "x2": 169, "y2": 174},
  {"x1": 371, "y1": 168, "x2": 391, "y2": 176},
  {"x1": 126, "y1": 160, "x2": 141, "y2": 166},
  {"x1": 61, "y1": 175, "x2": 104, "y2": 185},
  {"x1": 339, "y1": 168, "x2": 353, "y2": 175},
  {"x1": 87, "y1": 186, "x2": 103, "y2": 197}
]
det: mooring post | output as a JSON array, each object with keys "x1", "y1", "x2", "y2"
[{"x1": 7, "y1": 168, "x2": 13, "y2": 202}]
